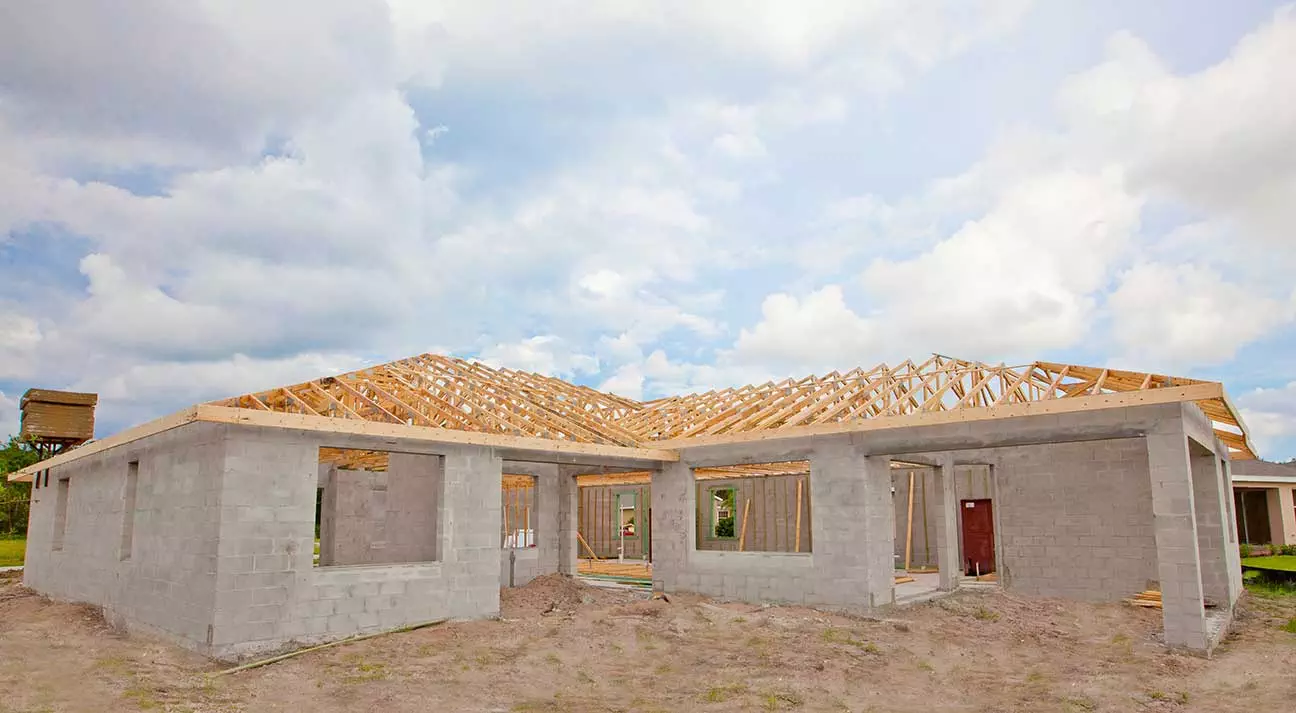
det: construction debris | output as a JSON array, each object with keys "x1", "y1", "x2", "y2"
[{"x1": 1126, "y1": 590, "x2": 1162, "y2": 609}]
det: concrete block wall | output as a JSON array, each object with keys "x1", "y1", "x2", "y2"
[
  {"x1": 319, "y1": 454, "x2": 441, "y2": 566},
  {"x1": 991, "y1": 438, "x2": 1158, "y2": 601},
  {"x1": 1146, "y1": 415, "x2": 1210, "y2": 652},
  {"x1": 653, "y1": 437, "x2": 895, "y2": 610},
  {"x1": 500, "y1": 462, "x2": 560, "y2": 587},
  {"x1": 932, "y1": 455, "x2": 961, "y2": 591},
  {"x1": 23, "y1": 421, "x2": 228, "y2": 650},
  {"x1": 209, "y1": 426, "x2": 503, "y2": 660},
  {"x1": 557, "y1": 466, "x2": 580, "y2": 576},
  {"x1": 1190, "y1": 445, "x2": 1234, "y2": 608}
]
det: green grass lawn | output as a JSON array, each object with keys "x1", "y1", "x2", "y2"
[
  {"x1": 0, "y1": 537, "x2": 25, "y2": 567},
  {"x1": 1241, "y1": 555, "x2": 1296, "y2": 572}
]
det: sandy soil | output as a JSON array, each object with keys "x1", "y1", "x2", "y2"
[{"x1": 1, "y1": 569, "x2": 1293, "y2": 712}]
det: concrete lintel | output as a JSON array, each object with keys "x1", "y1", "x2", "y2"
[
  {"x1": 853, "y1": 422, "x2": 1153, "y2": 458},
  {"x1": 494, "y1": 449, "x2": 667, "y2": 470}
]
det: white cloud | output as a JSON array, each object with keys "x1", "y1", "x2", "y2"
[
  {"x1": 1238, "y1": 381, "x2": 1296, "y2": 460},
  {"x1": 1108, "y1": 263, "x2": 1294, "y2": 368},
  {"x1": 0, "y1": 1, "x2": 401, "y2": 170},
  {"x1": 0, "y1": 391, "x2": 18, "y2": 440},
  {"x1": 47, "y1": 352, "x2": 367, "y2": 437},
  {"x1": 1, "y1": 0, "x2": 1293, "y2": 449},
  {"x1": 478, "y1": 336, "x2": 599, "y2": 378},
  {"x1": 861, "y1": 169, "x2": 1142, "y2": 361},
  {"x1": 732, "y1": 286, "x2": 878, "y2": 371},
  {"x1": 729, "y1": 169, "x2": 1143, "y2": 373},
  {"x1": 598, "y1": 363, "x2": 646, "y2": 401},
  {"x1": 387, "y1": 0, "x2": 1032, "y2": 82},
  {"x1": 0, "y1": 310, "x2": 42, "y2": 381},
  {"x1": 1057, "y1": 8, "x2": 1296, "y2": 260}
]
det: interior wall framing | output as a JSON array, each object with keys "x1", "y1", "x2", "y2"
[
  {"x1": 499, "y1": 462, "x2": 561, "y2": 588},
  {"x1": 694, "y1": 470, "x2": 811, "y2": 554},
  {"x1": 652, "y1": 437, "x2": 894, "y2": 609},
  {"x1": 892, "y1": 465, "x2": 992, "y2": 571}
]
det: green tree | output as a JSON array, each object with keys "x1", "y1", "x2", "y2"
[
  {"x1": 0, "y1": 436, "x2": 39, "y2": 535},
  {"x1": 0, "y1": 436, "x2": 40, "y2": 479}
]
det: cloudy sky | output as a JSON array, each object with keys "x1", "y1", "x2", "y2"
[{"x1": 1, "y1": 1, "x2": 1294, "y2": 459}]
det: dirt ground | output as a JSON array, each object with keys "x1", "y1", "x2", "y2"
[{"x1": 1, "y1": 570, "x2": 1293, "y2": 713}]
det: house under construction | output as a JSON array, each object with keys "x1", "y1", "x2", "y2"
[{"x1": 10, "y1": 354, "x2": 1254, "y2": 659}]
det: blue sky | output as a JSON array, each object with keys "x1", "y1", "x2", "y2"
[{"x1": 1, "y1": 1, "x2": 1294, "y2": 459}]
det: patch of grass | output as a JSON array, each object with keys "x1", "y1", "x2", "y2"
[
  {"x1": 341, "y1": 661, "x2": 389, "y2": 684},
  {"x1": 972, "y1": 606, "x2": 1000, "y2": 622},
  {"x1": 1245, "y1": 576, "x2": 1296, "y2": 599},
  {"x1": 702, "y1": 684, "x2": 748, "y2": 703},
  {"x1": 1147, "y1": 690, "x2": 1189, "y2": 705},
  {"x1": 544, "y1": 653, "x2": 562, "y2": 667},
  {"x1": 511, "y1": 700, "x2": 565, "y2": 712},
  {"x1": 0, "y1": 537, "x2": 25, "y2": 567},
  {"x1": 1061, "y1": 695, "x2": 1097, "y2": 711},
  {"x1": 917, "y1": 660, "x2": 935, "y2": 672},
  {"x1": 1281, "y1": 617, "x2": 1296, "y2": 634},
  {"x1": 95, "y1": 655, "x2": 132, "y2": 672},
  {"x1": 760, "y1": 690, "x2": 804, "y2": 709},
  {"x1": 123, "y1": 685, "x2": 161, "y2": 710},
  {"x1": 821, "y1": 628, "x2": 881, "y2": 653},
  {"x1": 1241, "y1": 555, "x2": 1296, "y2": 572}
]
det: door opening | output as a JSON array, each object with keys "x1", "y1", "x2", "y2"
[{"x1": 960, "y1": 498, "x2": 995, "y2": 576}]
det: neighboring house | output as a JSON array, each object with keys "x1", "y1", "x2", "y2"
[{"x1": 1230, "y1": 459, "x2": 1296, "y2": 546}]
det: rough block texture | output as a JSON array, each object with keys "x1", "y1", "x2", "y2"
[
  {"x1": 26, "y1": 421, "x2": 505, "y2": 660},
  {"x1": 932, "y1": 455, "x2": 960, "y2": 592},
  {"x1": 500, "y1": 461, "x2": 559, "y2": 587},
  {"x1": 1191, "y1": 447, "x2": 1233, "y2": 608},
  {"x1": 653, "y1": 437, "x2": 894, "y2": 611},
  {"x1": 557, "y1": 465, "x2": 580, "y2": 575},
  {"x1": 318, "y1": 455, "x2": 441, "y2": 566},
  {"x1": 23, "y1": 422, "x2": 228, "y2": 650},
  {"x1": 210, "y1": 428, "x2": 503, "y2": 659},
  {"x1": 1147, "y1": 418, "x2": 1209, "y2": 652},
  {"x1": 991, "y1": 438, "x2": 1157, "y2": 601}
]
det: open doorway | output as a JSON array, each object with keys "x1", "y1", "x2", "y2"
[
  {"x1": 576, "y1": 471, "x2": 652, "y2": 582},
  {"x1": 894, "y1": 464, "x2": 998, "y2": 591}
]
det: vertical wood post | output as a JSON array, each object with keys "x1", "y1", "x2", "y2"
[
  {"x1": 738, "y1": 499, "x2": 752, "y2": 551},
  {"x1": 794, "y1": 479, "x2": 804, "y2": 553}
]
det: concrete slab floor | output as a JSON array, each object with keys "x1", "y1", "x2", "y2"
[{"x1": 895, "y1": 572, "x2": 941, "y2": 604}]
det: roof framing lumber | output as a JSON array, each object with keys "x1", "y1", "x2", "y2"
[{"x1": 9, "y1": 352, "x2": 1259, "y2": 481}]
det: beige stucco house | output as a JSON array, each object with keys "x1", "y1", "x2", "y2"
[{"x1": 1231, "y1": 459, "x2": 1296, "y2": 546}]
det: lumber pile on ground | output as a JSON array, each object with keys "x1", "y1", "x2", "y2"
[{"x1": 1126, "y1": 590, "x2": 1162, "y2": 608}]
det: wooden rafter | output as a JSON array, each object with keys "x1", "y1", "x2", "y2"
[{"x1": 199, "y1": 352, "x2": 1258, "y2": 460}]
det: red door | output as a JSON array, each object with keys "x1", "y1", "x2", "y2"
[{"x1": 961, "y1": 499, "x2": 995, "y2": 576}]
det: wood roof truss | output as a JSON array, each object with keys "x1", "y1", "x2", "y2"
[{"x1": 208, "y1": 352, "x2": 1257, "y2": 459}]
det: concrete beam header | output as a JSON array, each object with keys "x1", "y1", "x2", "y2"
[{"x1": 7, "y1": 383, "x2": 1246, "y2": 483}]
